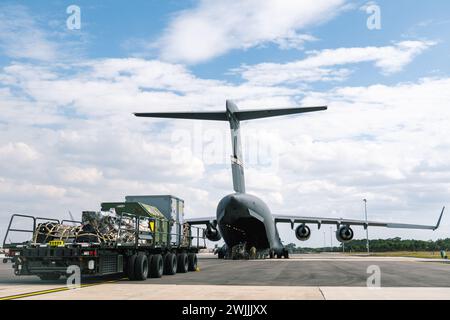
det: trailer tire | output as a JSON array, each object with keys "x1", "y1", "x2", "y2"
[
  {"x1": 38, "y1": 273, "x2": 60, "y2": 281},
  {"x1": 177, "y1": 253, "x2": 188, "y2": 273},
  {"x1": 134, "y1": 254, "x2": 149, "y2": 281},
  {"x1": 163, "y1": 253, "x2": 177, "y2": 275},
  {"x1": 187, "y1": 253, "x2": 197, "y2": 271},
  {"x1": 127, "y1": 254, "x2": 137, "y2": 280},
  {"x1": 150, "y1": 254, "x2": 163, "y2": 278}
]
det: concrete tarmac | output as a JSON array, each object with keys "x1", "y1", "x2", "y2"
[{"x1": 0, "y1": 253, "x2": 449, "y2": 300}]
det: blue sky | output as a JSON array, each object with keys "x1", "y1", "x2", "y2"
[
  {"x1": 2, "y1": 0, "x2": 450, "y2": 86},
  {"x1": 0, "y1": 1, "x2": 449, "y2": 247}
]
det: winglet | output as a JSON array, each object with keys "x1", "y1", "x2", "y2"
[{"x1": 433, "y1": 206, "x2": 445, "y2": 230}]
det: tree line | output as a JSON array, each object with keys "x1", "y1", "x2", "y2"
[{"x1": 285, "y1": 237, "x2": 450, "y2": 253}]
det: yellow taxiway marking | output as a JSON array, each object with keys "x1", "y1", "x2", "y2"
[{"x1": 0, "y1": 279, "x2": 123, "y2": 300}]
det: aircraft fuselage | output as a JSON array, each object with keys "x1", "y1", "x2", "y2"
[{"x1": 216, "y1": 193, "x2": 284, "y2": 255}]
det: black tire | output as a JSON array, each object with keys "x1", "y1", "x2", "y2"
[
  {"x1": 127, "y1": 254, "x2": 137, "y2": 280},
  {"x1": 218, "y1": 251, "x2": 224, "y2": 259},
  {"x1": 283, "y1": 249, "x2": 289, "y2": 259},
  {"x1": 187, "y1": 253, "x2": 197, "y2": 271},
  {"x1": 134, "y1": 254, "x2": 149, "y2": 281},
  {"x1": 38, "y1": 273, "x2": 60, "y2": 281},
  {"x1": 177, "y1": 253, "x2": 188, "y2": 273},
  {"x1": 150, "y1": 254, "x2": 163, "y2": 278},
  {"x1": 163, "y1": 253, "x2": 177, "y2": 275},
  {"x1": 269, "y1": 249, "x2": 274, "y2": 259},
  {"x1": 231, "y1": 246, "x2": 239, "y2": 260}
]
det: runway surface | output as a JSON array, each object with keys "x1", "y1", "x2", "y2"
[{"x1": 1, "y1": 253, "x2": 449, "y2": 300}]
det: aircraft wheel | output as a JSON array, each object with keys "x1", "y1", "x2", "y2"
[
  {"x1": 269, "y1": 249, "x2": 274, "y2": 259},
  {"x1": 231, "y1": 245, "x2": 239, "y2": 260}
]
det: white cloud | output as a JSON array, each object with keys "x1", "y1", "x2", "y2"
[
  {"x1": 270, "y1": 77, "x2": 450, "y2": 213},
  {"x1": 271, "y1": 32, "x2": 318, "y2": 50},
  {"x1": 58, "y1": 167, "x2": 104, "y2": 185},
  {"x1": 0, "y1": 142, "x2": 40, "y2": 162},
  {"x1": 236, "y1": 41, "x2": 436, "y2": 85},
  {"x1": 1, "y1": 55, "x2": 449, "y2": 247},
  {"x1": 157, "y1": 0, "x2": 346, "y2": 63},
  {"x1": 0, "y1": 5, "x2": 58, "y2": 61},
  {"x1": 0, "y1": 177, "x2": 66, "y2": 199},
  {"x1": 0, "y1": 3, "x2": 448, "y2": 248}
]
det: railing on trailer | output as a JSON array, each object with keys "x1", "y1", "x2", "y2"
[
  {"x1": 3, "y1": 214, "x2": 80, "y2": 248},
  {"x1": 61, "y1": 219, "x2": 82, "y2": 225},
  {"x1": 188, "y1": 225, "x2": 206, "y2": 249},
  {"x1": 116, "y1": 211, "x2": 206, "y2": 249}
]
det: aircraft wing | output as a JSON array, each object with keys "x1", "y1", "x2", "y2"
[{"x1": 273, "y1": 206, "x2": 445, "y2": 231}]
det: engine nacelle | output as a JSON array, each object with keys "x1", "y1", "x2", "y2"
[
  {"x1": 295, "y1": 224, "x2": 311, "y2": 241},
  {"x1": 335, "y1": 225, "x2": 354, "y2": 243},
  {"x1": 205, "y1": 225, "x2": 221, "y2": 241}
]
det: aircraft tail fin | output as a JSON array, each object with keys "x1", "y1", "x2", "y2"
[{"x1": 134, "y1": 101, "x2": 327, "y2": 194}]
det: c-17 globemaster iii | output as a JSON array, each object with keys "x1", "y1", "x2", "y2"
[{"x1": 135, "y1": 100, "x2": 445, "y2": 259}]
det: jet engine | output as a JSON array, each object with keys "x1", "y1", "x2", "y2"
[
  {"x1": 205, "y1": 224, "x2": 221, "y2": 241},
  {"x1": 335, "y1": 225, "x2": 354, "y2": 243},
  {"x1": 295, "y1": 224, "x2": 311, "y2": 241}
]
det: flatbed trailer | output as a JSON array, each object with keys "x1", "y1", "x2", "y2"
[{"x1": 3, "y1": 212, "x2": 206, "y2": 281}]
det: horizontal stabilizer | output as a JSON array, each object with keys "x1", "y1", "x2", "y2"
[
  {"x1": 235, "y1": 106, "x2": 327, "y2": 121},
  {"x1": 134, "y1": 106, "x2": 327, "y2": 122},
  {"x1": 134, "y1": 111, "x2": 227, "y2": 121}
]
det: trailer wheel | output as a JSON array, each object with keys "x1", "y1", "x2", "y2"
[
  {"x1": 177, "y1": 253, "x2": 188, "y2": 273},
  {"x1": 163, "y1": 253, "x2": 177, "y2": 275},
  {"x1": 127, "y1": 254, "x2": 137, "y2": 280},
  {"x1": 187, "y1": 253, "x2": 197, "y2": 271},
  {"x1": 38, "y1": 273, "x2": 60, "y2": 281},
  {"x1": 150, "y1": 254, "x2": 163, "y2": 278},
  {"x1": 134, "y1": 254, "x2": 149, "y2": 281}
]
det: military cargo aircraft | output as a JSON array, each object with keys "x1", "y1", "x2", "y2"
[{"x1": 135, "y1": 100, "x2": 445, "y2": 259}]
